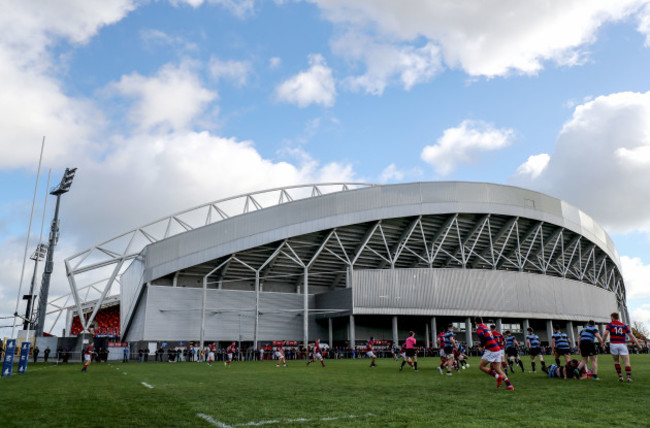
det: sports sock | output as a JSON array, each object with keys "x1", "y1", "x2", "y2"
[
  {"x1": 488, "y1": 368, "x2": 497, "y2": 378},
  {"x1": 531, "y1": 362, "x2": 536, "y2": 372},
  {"x1": 625, "y1": 366, "x2": 631, "y2": 378},
  {"x1": 504, "y1": 377, "x2": 512, "y2": 387},
  {"x1": 541, "y1": 361, "x2": 546, "y2": 368},
  {"x1": 555, "y1": 357, "x2": 561, "y2": 366},
  {"x1": 400, "y1": 361, "x2": 406, "y2": 369},
  {"x1": 615, "y1": 364, "x2": 622, "y2": 377},
  {"x1": 414, "y1": 362, "x2": 418, "y2": 370},
  {"x1": 519, "y1": 360, "x2": 524, "y2": 372},
  {"x1": 407, "y1": 361, "x2": 413, "y2": 367}
]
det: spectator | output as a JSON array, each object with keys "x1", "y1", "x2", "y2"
[
  {"x1": 44, "y1": 347, "x2": 51, "y2": 362},
  {"x1": 33, "y1": 346, "x2": 40, "y2": 363}
]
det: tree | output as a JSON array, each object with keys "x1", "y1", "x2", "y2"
[{"x1": 632, "y1": 321, "x2": 649, "y2": 341}]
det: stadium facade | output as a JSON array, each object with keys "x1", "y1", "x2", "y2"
[{"x1": 64, "y1": 182, "x2": 626, "y2": 349}]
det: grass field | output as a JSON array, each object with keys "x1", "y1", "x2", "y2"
[{"x1": 1, "y1": 355, "x2": 648, "y2": 427}]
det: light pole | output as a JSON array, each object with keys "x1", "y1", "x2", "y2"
[
  {"x1": 34, "y1": 167, "x2": 76, "y2": 337},
  {"x1": 22, "y1": 243, "x2": 48, "y2": 330}
]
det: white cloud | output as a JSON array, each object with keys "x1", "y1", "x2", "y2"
[
  {"x1": 380, "y1": 164, "x2": 405, "y2": 182},
  {"x1": 621, "y1": 256, "x2": 650, "y2": 298},
  {"x1": 509, "y1": 91, "x2": 650, "y2": 233},
  {"x1": 275, "y1": 54, "x2": 337, "y2": 107},
  {"x1": 513, "y1": 153, "x2": 550, "y2": 180},
  {"x1": 0, "y1": 0, "x2": 136, "y2": 170},
  {"x1": 170, "y1": 0, "x2": 255, "y2": 17},
  {"x1": 269, "y1": 57, "x2": 282, "y2": 69},
  {"x1": 421, "y1": 120, "x2": 514, "y2": 176},
  {"x1": 333, "y1": 32, "x2": 442, "y2": 95},
  {"x1": 140, "y1": 29, "x2": 198, "y2": 52},
  {"x1": 631, "y1": 304, "x2": 650, "y2": 326},
  {"x1": 310, "y1": 0, "x2": 649, "y2": 91},
  {"x1": 109, "y1": 62, "x2": 218, "y2": 132},
  {"x1": 638, "y1": 3, "x2": 650, "y2": 47},
  {"x1": 209, "y1": 58, "x2": 252, "y2": 86}
]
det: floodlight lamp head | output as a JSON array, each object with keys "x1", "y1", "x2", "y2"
[{"x1": 50, "y1": 167, "x2": 77, "y2": 195}]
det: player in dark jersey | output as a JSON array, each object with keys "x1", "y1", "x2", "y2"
[
  {"x1": 399, "y1": 331, "x2": 417, "y2": 372},
  {"x1": 366, "y1": 337, "x2": 377, "y2": 368},
  {"x1": 453, "y1": 342, "x2": 469, "y2": 370},
  {"x1": 306, "y1": 339, "x2": 326, "y2": 367},
  {"x1": 442, "y1": 324, "x2": 457, "y2": 375},
  {"x1": 474, "y1": 317, "x2": 514, "y2": 390},
  {"x1": 525, "y1": 327, "x2": 546, "y2": 373},
  {"x1": 602, "y1": 312, "x2": 642, "y2": 382},
  {"x1": 551, "y1": 325, "x2": 572, "y2": 366},
  {"x1": 504, "y1": 331, "x2": 525, "y2": 373},
  {"x1": 577, "y1": 320, "x2": 603, "y2": 380},
  {"x1": 490, "y1": 325, "x2": 508, "y2": 376}
]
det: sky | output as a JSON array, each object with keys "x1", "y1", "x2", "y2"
[{"x1": 1, "y1": 0, "x2": 650, "y2": 337}]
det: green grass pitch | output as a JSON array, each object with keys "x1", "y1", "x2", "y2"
[{"x1": 1, "y1": 355, "x2": 648, "y2": 427}]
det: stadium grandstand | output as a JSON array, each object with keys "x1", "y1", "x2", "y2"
[{"x1": 60, "y1": 181, "x2": 627, "y2": 351}]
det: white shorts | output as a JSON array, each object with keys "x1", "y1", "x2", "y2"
[
  {"x1": 482, "y1": 349, "x2": 502, "y2": 363},
  {"x1": 208, "y1": 352, "x2": 215, "y2": 360},
  {"x1": 313, "y1": 352, "x2": 322, "y2": 360},
  {"x1": 84, "y1": 354, "x2": 91, "y2": 362},
  {"x1": 227, "y1": 353, "x2": 233, "y2": 360},
  {"x1": 439, "y1": 349, "x2": 447, "y2": 358},
  {"x1": 609, "y1": 343, "x2": 629, "y2": 356},
  {"x1": 274, "y1": 351, "x2": 283, "y2": 358},
  {"x1": 366, "y1": 351, "x2": 376, "y2": 358},
  {"x1": 399, "y1": 352, "x2": 406, "y2": 358}
]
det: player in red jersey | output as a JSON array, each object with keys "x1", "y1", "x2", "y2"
[
  {"x1": 225, "y1": 342, "x2": 236, "y2": 367},
  {"x1": 490, "y1": 325, "x2": 509, "y2": 376},
  {"x1": 474, "y1": 317, "x2": 513, "y2": 390},
  {"x1": 366, "y1": 337, "x2": 377, "y2": 367},
  {"x1": 399, "y1": 331, "x2": 418, "y2": 372},
  {"x1": 81, "y1": 344, "x2": 94, "y2": 372},
  {"x1": 274, "y1": 342, "x2": 287, "y2": 367},
  {"x1": 436, "y1": 329, "x2": 447, "y2": 375},
  {"x1": 602, "y1": 312, "x2": 642, "y2": 382},
  {"x1": 207, "y1": 343, "x2": 216, "y2": 366},
  {"x1": 306, "y1": 339, "x2": 326, "y2": 367}
]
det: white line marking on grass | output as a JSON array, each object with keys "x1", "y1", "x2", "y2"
[
  {"x1": 197, "y1": 413, "x2": 375, "y2": 427},
  {"x1": 197, "y1": 413, "x2": 232, "y2": 427},
  {"x1": 141, "y1": 382, "x2": 154, "y2": 389}
]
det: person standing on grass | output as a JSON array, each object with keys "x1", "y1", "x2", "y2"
[
  {"x1": 551, "y1": 325, "x2": 573, "y2": 366},
  {"x1": 475, "y1": 317, "x2": 514, "y2": 390},
  {"x1": 399, "y1": 331, "x2": 418, "y2": 372},
  {"x1": 44, "y1": 347, "x2": 51, "y2": 363},
  {"x1": 226, "y1": 342, "x2": 236, "y2": 367},
  {"x1": 442, "y1": 325, "x2": 457, "y2": 375},
  {"x1": 490, "y1": 325, "x2": 508, "y2": 376},
  {"x1": 81, "y1": 344, "x2": 94, "y2": 372},
  {"x1": 602, "y1": 312, "x2": 642, "y2": 383},
  {"x1": 504, "y1": 331, "x2": 524, "y2": 373},
  {"x1": 306, "y1": 339, "x2": 326, "y2": 367},
  {"x1": 436, "y1": 329, "x2": 447, "y2": 375},
  {"x1": 577, "y1": 320, "x2": 604, "y2": 380},
  {"x1": 366, "y1": 337, "x2": 377, "y2": 367},
  {"x1": 275, "y1": 343, "x2": 287, "y2": 367},
  {"x1": 207, "y1": 343, "x2": 216, "y2": 366},
  {"x1": 525, "y1": 327, "x2": 546, "y2": 373}
]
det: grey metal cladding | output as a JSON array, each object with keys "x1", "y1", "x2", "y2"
[
  {"x1": 314, "y1": 288, "x2": 353, "y2": 313},
  {"x1": 142, "y1": 286, "x2": 319, "y2": 341},
  {"x1": 124, "y1": 287, "x2": 148, "y2": 342},
  {"x1": 352, "y1": 268, "x2": 617, "y2": 322},
  {"x1": 142, "y1": 182, "x2": 620, "y2": 283},
  {"x1": 120, "y1": 257, "x2": 145, "y2": 331}
]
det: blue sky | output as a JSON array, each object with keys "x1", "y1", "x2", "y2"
[{"x1": 1, "y1": 0, "x2": 650, "y2": 336}]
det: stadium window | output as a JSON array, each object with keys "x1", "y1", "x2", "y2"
[{"x1": 452, "y1": 322, "x2": 466, "y2": 332}]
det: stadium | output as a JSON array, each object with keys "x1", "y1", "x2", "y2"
[{"x1": 62, "y1": 181, "x2": 626, "y2": 352}]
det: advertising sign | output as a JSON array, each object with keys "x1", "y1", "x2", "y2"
[
  {"x1": 2, "y1": 339, "x2": 16, "y2": 377},
  {"x1": 17, "y1": 341, "x2": 31, "y2": 374}
]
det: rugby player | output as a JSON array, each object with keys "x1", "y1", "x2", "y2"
[
  {"x1": 366, "y1": 337, "x2": 377, "y2": 368},
  {"x1": 490, "y1": 325, "x2": 508, "y2": 375},
  {"x1": 436, "y1": 329, "x2": 447, "y2": 375},
  {"x1": 504, "y1": 330, "x2": 525, "y2": 373},
  {"x1": 306, "y1": 339, "x2": 326, "y2": 367},
  {"x1": 577, "y1": 320, "x2": 603, "y2": 380},
  {"x1": 81, "y1": 343, "x2": 94, "y2": 372},
  {"x1": 602, "y1": 312, "x2": 642, "y2": 382},
  {"x1": 525, "y1": 327, "x2": 546, "y2": 373},
  {"x1": 225, "y1": 342, "x2": 236, "y2": 367},
  {"x1": 442, "y1": 324, "x2": 457, "y2": 375},
  {"x1": 474, "y1": 317, "x2": 513, "y2": 390},
  {"x1": 551, "y1": 325, "x2": 572, "y2": 366},
  {"x1": 207, "y1": 342, "x2": 216, "y2": 367},
  {"x1": 275, "y1": 342, "x2": 287, "y2": 367},
  {"x1": 399, "y1": 331, "x2": 418, "y2": 372}
]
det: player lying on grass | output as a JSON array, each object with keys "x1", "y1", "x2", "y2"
[{"x1": 542, "y1": 359, "x2": 591, "y2": 380}]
